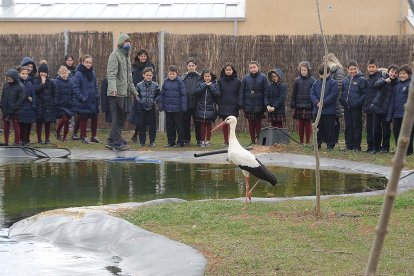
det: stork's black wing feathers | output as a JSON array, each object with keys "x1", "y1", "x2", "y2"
[{"x1": 238, "y1": 158, "x2": 277, "y2": 186}]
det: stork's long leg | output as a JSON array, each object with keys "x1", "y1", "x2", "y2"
[
  {"x1": 244, "y1": 176, "x2": 250, "y2": 203},
  {"x1": 247, "y1": 179, "x2": 260, "y2": 200}
]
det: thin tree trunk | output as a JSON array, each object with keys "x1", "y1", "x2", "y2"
[
  {"x1": 313, "y1": 0, "x2": 329, "y2": 217},
  {"x1": 365, "y1": 65, "x2": 414, "y2": 274}
]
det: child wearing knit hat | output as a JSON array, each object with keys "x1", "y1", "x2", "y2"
[{"x1": 33, "y1": 60, "x2": 57, "y2": 144}]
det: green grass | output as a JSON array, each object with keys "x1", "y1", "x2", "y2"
[
  {"x1": 121, "y1": 190, "x2": 414, "y2": 275},
  {"x1": 4, "y1": 127, "x2": 414, "y2": 274}
]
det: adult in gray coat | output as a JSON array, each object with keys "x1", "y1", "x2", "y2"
[
  {"x1": 107, "y1": 32, "x2": 139, "y2": 150},
  {"x1": 325, "y1": 53, "x2": 344, "y2": 144}
]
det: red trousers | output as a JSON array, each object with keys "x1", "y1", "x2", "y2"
[
  {"x1": 3, "y1": 118, "x2": 20, "y2": 145},
  {"x1": 297, "y1": 119, "x2": 312, "y2": 144},
  {"x1": 248, "y1": 118, "x2": 261, "y2": 143},
  {"x1": 199, "y1": 122, "x2": 212, "y2": 142},
  {"x1": 79, "y1": 116, "x2": 98, "y2": 138},
  {"x1": 56, "y1": 116, "x2": 70, "y2": 139}
]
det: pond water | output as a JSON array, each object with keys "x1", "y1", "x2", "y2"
[
  {"x1": 0, "y1": 158, "x2": 387, "y2": 275},
  {"x1": 0, "y1": 159, "x2": 387, "y2": 228}
]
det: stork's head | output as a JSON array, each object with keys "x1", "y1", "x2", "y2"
[
  {"x1": 224, "y1": 116, "x2": 237, "y2": 126},
  {"x1": 211, "y1": 116, "x2": 237, "y2": 133}
]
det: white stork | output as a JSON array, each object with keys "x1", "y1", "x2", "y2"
[{"x1": 212, "y1": 116, "x2": 277, "y2": 202}]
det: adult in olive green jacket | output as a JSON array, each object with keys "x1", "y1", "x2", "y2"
[{"x1": 107, "y1": 32, "x2": 138, "y2": 150}]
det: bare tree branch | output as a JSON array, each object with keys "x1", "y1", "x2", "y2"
[
  {"x1": 365, "y1": 2, "x2": 414, "y2": 270},
  {"x1": 313, "y1": 0, "x2": 329, "y2": 217}
]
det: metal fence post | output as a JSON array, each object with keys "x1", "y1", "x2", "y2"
[
  {"x1": 158, "y1": 29, "x2": 166, "y2": 133},
  {"x1": 64, "y1": 28, "x2": 69, "y2": 56}
]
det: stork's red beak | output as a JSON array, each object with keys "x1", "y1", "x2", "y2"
[{"x1": 211, "y1": 121, "x2": 227, "y2": 133}]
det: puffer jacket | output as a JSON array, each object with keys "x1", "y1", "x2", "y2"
[
  {"x1": 290, "y1": 74, "x2": 316, "y2": 109},
  {"x1": 362, "y1": 71, "x2": 383, "y2": 113},
  {"x1": 310, "y1": 76, "x2": 338, "y2": 115},
  {"x1": 135, "y1": 80, "x2": 160, "y2": 110},
  {"x1": 239, "y1": 71, "x2": 268, "y2": 114},
  {"x1": 72, "y1": 65, "x2": 99, "y2": 115},
  {"x1": 107, "y1": 32, "x2": 138, "y2": 98},
  {"x1": 55, "y1": 76, "x2": 75, "y2": 118},
  {"x1": 159, "y1": 77, "x2": 187, "y2": 113},
  {"x1": 265, "y1": 68, "x2": 287, "y2": 114},
  {"x1": 330, "y1": 65, "x2": 345, "y2": 116},
  {"x1": 371, "y1": 76, "x2": 398, "y2": 115},
  {"x1": 182, "y1": 71, "x2": 201, "y2": 109},
  {"x1": 217, "y1": 71, "x2": 241, "y2": 117},
  {"x1": 194, "y1": 80, "x2": 220, "y2": 121},
  {"x1": 340, "y1": 71, "x2": 368, "y2": 109},
  {"x1": 33, "y1": 76, "x2": 57, "y2": 123},
  {"x1": 1, "y1": 69, "x2": 25, "y2": 120},
  {"x1": 19, "y1": 77, "x2": 37, "y2": 123},
  {"x1": 387, "y1": 78, "x2": 411, "y2": 121}
]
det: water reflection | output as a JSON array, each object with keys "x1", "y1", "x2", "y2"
[{"x1": 0, "y1": 160, "x2": 387, "y2": 227}]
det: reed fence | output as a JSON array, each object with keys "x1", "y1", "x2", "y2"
[{"x1": 1, "y1": 32, "x2": 414, "y2": 133}]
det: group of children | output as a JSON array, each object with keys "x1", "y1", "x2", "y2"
[
  {"x1": 1, "y1": 54, "x2": 101, "y2": 146},
  {"x1": 125, "y1": 58, "x2": 289, "y2": 148},
  {"x1": 1, "y1": 51, "x2": 413, "y2": 155},
  {"x1": 308, "y1": 57, "x2": 413, "y2": 155},
  {"x1": 152, "y1": 56, "x2": 413, "y2": 153}
]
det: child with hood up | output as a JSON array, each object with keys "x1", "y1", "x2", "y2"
[
  {"x1": 33, "y1": 61, "x2": 57, "y2": 144},
  {"x1": 20, "y1": 57, "x2": 37, "y2": 83},
  {"x1": 265, "y1": 68, "x2": 287, "y2": 128},
  {"x1": 1, "y1": 69, "x2": 25, "y2": 146}
]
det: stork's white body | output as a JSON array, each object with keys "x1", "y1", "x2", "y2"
[
  {"x1": 227, "y1": 122, "x2": 260, "y2": 177},
  {"x1": 212, "y1": 116, "x2": 277, "y2": 202}
]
